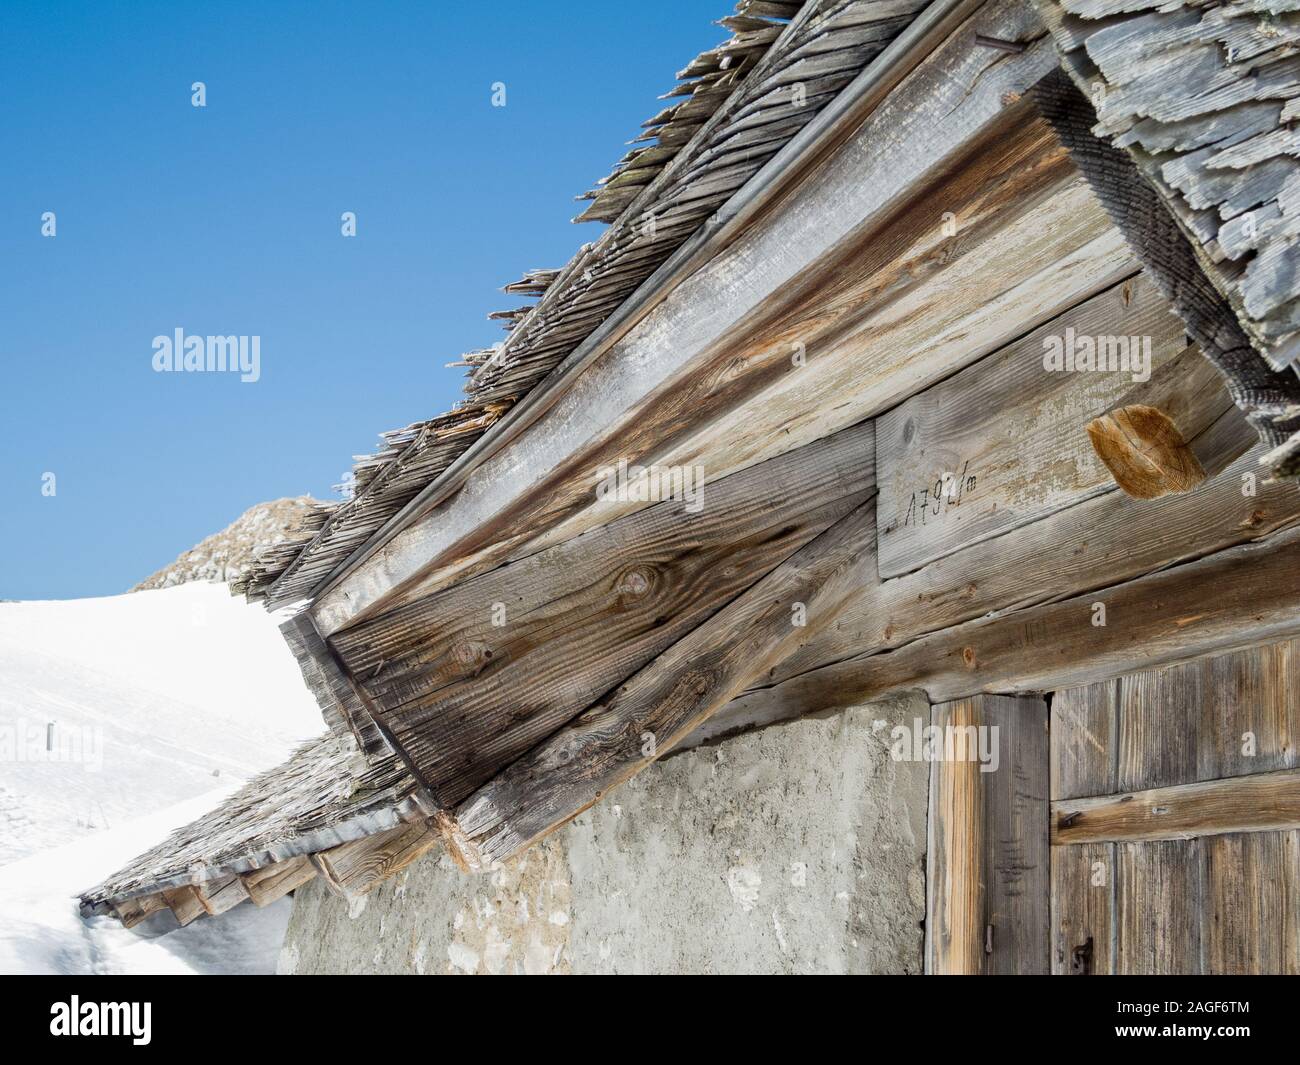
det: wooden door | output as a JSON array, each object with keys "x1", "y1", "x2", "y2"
[{"x1": 1049, "y1": 638, "x2": 1300, "y2": 974}]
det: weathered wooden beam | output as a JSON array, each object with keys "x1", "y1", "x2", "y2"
[
  {"x1": 111, "y1": 892, "x2": 166, "y2": 929},
  {"x1": 875, "y1": 273, "x2": 1185, "y2": 577},
  {"x1": 194, "y1": 874, "x2": 250, "y2": 917},
  {"x1": 1053, "y1": 769, "x2": 1300, "y2": 846},
  {"x1": 331, "y1": 422, "x2": 876, "y2": 809},
  {"x1": 310, "y1": 821, "x2": 439, "y2": 898},
  {"x1": 925, "y1": 694, "x2": 1049, "y2": 975},
  {"x1": 281, "y1": 611, "x2": 390, "y2": 762},
  {"x1": 311, "y1": 0, "x2": 1125, "y2": 637},
  {"x1": 1086, "y1": 344, "x2": 1240, "y2": 499},
  {"x1": 443, "y1": 500, "x2": 879, "y2": 870},
  {"x1": 161, "y1": 885, "x2": 206, "y2": 927},
  {"x1": 752, "y1": 421, "x2": 1269, "y2": 699},
  {"x1": 700, "y1": 521, "x2": 1300, "y2": 735},
  {"x1": 240, "y1": 856, "x2": 317, "y2": 907}
]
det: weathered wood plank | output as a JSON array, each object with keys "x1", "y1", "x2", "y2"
[
  {"x1": 1115, "y1": 657, "x2": 1205, "y2": 794},
  {"x1": 240, "y1": 856, "x2": 316, "y2": 907},
  {"x1": 1050, "y1": 841, "x2": 1115, "y2": 975},
  {"x1": 926, "y1": 698, "x2": 984, "y2": 975},
  {"x1": 1051, "y1": 679, "x2": 1117, "y2": 801},
  {"x1": 751, "y1": 420, "x2": 1271, "y2": 698},
  {"x1": 1116, "y1": 839, "x2": 1203, "y2": 975},
  {"x1": 1200, "y1": 637, "x2": 1300, "y2": 782},
  {"x1": 700, "y1": 521, "x2": 1300, "y2": 739},
  {"x1": 195, "y1": 874, "x2": 250, "y2": 917},
  {"x1": 1286, "y1": 829, "x2": 1300, "y2": 975},
  {"x1": 1053, "y1": 768, "x2": 1300, "y2": 845},
  {"x1": 444, "y1": 500, "x2": 879, "y2": 870},
  {"x1": 331, "y1": 423, "x2": 876, "y2": 808},
  {"x1": 311, "y1": 1, "x2": 1118, "y2": 637},
  {"x1": 1115, "y1": 638, "x2": 1300, "y2": 792},
  {"x1": 1205, "y1": 831, "x2": 1290, "y2": 975},
  {"x1": 161, "y1": 885, "x2": 206, "y2": 927},
  {"x1": 311, "y1": 821, "x2": 438, "y2": 899},
  {"x1": 281, "y1": 612, "x2": 389, "y2": 762},
  {"x1": 696, "y1": 522, "x2": 1300, "y2": 743},
  {"x1": 925, "y1": 694, "x2": 1050, "y2": 974},
  {"x1": 876, "y1": 273, "x2": 1184, "y2": 577},
  {"x1": 112, "y1": 892, "x2": 166, "y2": 930}
]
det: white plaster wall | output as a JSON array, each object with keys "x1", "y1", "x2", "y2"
[{"x1": 279, "y1": 692, "x2": 929, "y2": 975}]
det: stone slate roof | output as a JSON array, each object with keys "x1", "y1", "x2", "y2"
[{"x1": 1038, "y1": 0, "x2": 1300, "y2": 469}]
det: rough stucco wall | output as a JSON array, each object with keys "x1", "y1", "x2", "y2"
[{"x1": 279, "y1": 692, "x2": 929, "y2": 975}]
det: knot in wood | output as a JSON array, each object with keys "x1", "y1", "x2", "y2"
[
  {"x1": 451, "y1": 639, "x2": 488, "y2": 668},
  {"x1": 615, "y1": 564, "x2": 656, "y2": 600}
]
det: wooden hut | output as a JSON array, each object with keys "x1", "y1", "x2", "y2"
[{"x1": 84, "y1": 0, "x2": 1300, "y2": 973}]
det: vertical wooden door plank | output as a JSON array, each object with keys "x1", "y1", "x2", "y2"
[
  {"x1": 926, "y1": 693, "x2": 1049, "y2": 974},
  {"x1": 1200, "y1": 638, "x2": 1300, "y2": 781},
  {"x1": 1117, "y1": 660, "x2": 1204, "y2": 792},
  {"x1": 1205, "y1": 831, "x2": 1286, "y2": 974},
  {"x1": 1117, "y1": 839, "x2": 1204, "y2": 974},
  {"x1": 1051, "y1": 680, "x2": 1116, "y2": 800},
  {"x1": 1283, "y1": 829, "x2": 1300, "y2": 975},
  {"x1": 1050, "y1": 841, "x2": 1114, "y2": 974}
]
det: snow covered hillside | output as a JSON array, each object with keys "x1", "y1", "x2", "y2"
[
  {"x1": 0, "y1": 788, "x2": 295, "y2": 975},
  {"x1": 0, "y1": 582, "x2": 327, "y2": 974},
  {"x1": 0, "y1": 583, "x2": 325, "y2": 866}
]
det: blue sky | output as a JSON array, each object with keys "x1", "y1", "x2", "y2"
[{"x1": 0, "y1": 0, "x2": 724, "y2": 599}]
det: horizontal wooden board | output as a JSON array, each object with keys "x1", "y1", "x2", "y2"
[
  {"x1": 876, "y1": 273, "x2": 1187, "y2": 577},
  {"x1": 753, "y1": 408, "x2": 1263, "y2": 697},
  {"x1": 1053, "y1": 768, "x2": 1300, "y2": 845},
  {"x1": 696, "y1": 521, "x2": 1300, "y2": 741}
]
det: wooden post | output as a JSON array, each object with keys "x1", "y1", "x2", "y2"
[{"x1": 925, "y1": 694, "x2": 1049, "y2": 974}]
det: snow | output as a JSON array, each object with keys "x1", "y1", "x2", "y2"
[
  {"x1": 0, "y1": 582, "x2": 325, "y2": 974},
  {"x1": 0, "y1": 583, "x2": 324, "y2": 865},
  {"x1": 0, "y1": 788, "x2": 293, "y2": 974}
]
